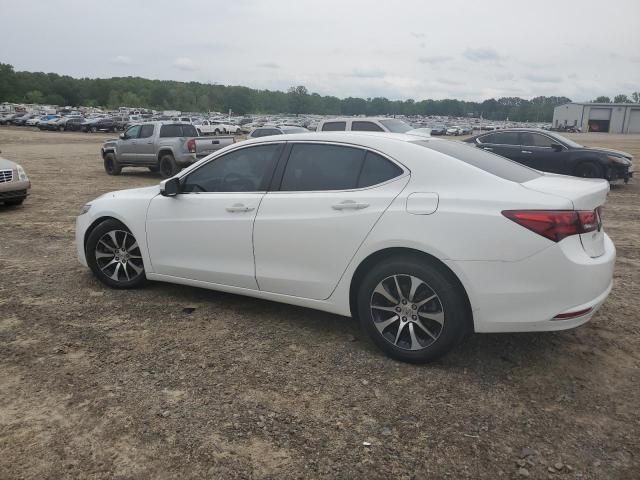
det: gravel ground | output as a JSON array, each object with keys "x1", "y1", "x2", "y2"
[{"x1": 1, "y1": 127, "x2": 639, "y2": 479}]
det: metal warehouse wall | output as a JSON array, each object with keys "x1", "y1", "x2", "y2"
[{"x1": 553, "y1": 103, "x2": 640, "y2": 134}]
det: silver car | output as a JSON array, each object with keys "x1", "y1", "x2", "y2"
[{"x1": 0, "y1": 152, "x2": 31, "y2": 206}]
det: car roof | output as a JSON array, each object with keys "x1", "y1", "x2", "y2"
[
  {"x1": 319, "y1": 117, "x2": 398, "y2": 123},
  {"x1": 240, "y1": 131, "x2": 434, "y2": 147}
]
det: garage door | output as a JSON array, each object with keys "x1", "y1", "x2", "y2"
[
  {"x1": 589, "y1": 108, "x2": 611, "y2": 120},
  {"x1": 628, "y1": 109, "x2": 640, "y2": 134}
]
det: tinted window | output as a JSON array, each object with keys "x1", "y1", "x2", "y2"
[
  {"x1": 520, "y1": 132, "x2": 555, "y2": 147},
  {"x1": 358, "y1": 152, "x2": 403, "y2": 188},
  {"x1": 321, "y1": 121, "x2": 346, "y2": 131},
  {"x1": 182, "y1": 144, "x2": 281, "y2": 193},
  {"x1": 139, "y1": 124, "x2": 154, "y2": 138},
  {"x1": 352, "y1": 121, "x2": 384, "y2": 132},
  {"x1": 281, "y1": 144, "x2": 364, "y2": 191},
  {"x1": 379, "y1": 119, "x2": 412, "y2": 133},
  {"x1": 480, "y1": 132, "x2": 521, "y2": 145},
  {"x1": 413, "y1": 140, "x2": 541, "y2": 183},
  {"x1": 160, "y1": 124, "x2": 198, "y2": 137},
  {"x1": 125, "y1": 125, "x2": 141, "y2": 138},
  {"x1": 252, "y1": 128, "x2": 282, "y2": 138}
]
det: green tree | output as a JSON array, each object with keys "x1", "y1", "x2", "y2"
[
  {"x1": 25, "y1": 90, "x2": 44, "y2": 104},
  {"x1": 287, "y1": 85, "x2": 309, "y2": 114},
  {"x1": 613, "y1": 94, "x2": 630, "y2": 103},
  {"x1": 593, "y1": 96, "x2": 611, "y2": 103}
]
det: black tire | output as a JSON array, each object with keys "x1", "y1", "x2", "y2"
[
  {"x1": 574, "y1": 161, "x2": 603, "y2": 179},
  {"x1": 90, "y1": 126, "x2": 97, "y2": 133},
  {"x1": 357, "y1": 256, "x2": 470, "y2": 363},
  {"x1": 4, "y1": 198, "x2": 25, "y2": 206},
  {"x1": 103, "y1": 152, "x2": 122, "y2": 175},
  {"x1": 159, "y1": 153, "x2": 178, "y2": 178},
  {"x1": 85, "y1": 219, "x2": 146, "y2": 289},
  {"x1": 148, "y1": 165, "x2": 160, "y2": 173}
]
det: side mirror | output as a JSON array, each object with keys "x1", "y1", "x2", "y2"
[
  {"x1": 160, "y1": 177, "x2": 181, "y2": 197},
  {"x1": 551, "y1": 143, "x2": 563, "y2": 152},
  {"x1": 119, "y1": 133, "x2": 126, "y2": 140}
]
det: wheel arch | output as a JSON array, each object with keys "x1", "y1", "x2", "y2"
[
  {"x1": 348, "y1": 247, "x2": 474, "y2": 333},
  {"x1": 83, "y1": 216, "x2": 130, "y2": 253},
  {"x1": 157, "y1": 148, "x2": 175, "y2": 161}
]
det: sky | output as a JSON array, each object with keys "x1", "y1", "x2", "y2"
[{"x1": 1, "y1": 0, "x2": 639, "y2": 102}]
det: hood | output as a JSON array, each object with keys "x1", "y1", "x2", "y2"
[
  {"x1": 95, "y1": 185, "x2": 160, "y2": 201},
  {"x1": 585, "y1": 146, "x2": 633, "y2": 160},
  {"x1": 0, "y1": 156, "x2": 18, "y2": 169}
]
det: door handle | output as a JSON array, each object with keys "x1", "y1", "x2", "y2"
[
  {"x1": 521, "y1": 150, "x2": 532, "y2": 154},
  {"x1": 226, "y1": 203, "x2": 254, "y2": 213},
  {"x1": 482, "y1": 146, "x2": 493, "y2": 151},
  {"x1": 332, "y1": 200, "x2": 369, "y2": 210}
]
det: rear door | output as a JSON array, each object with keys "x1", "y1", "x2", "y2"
[
  {"x1": 253, "y1": 143, "x2": 409, "y2": 300},
  {"x1": 476, "y1": 132, "x2": 523, "y2": 162}
]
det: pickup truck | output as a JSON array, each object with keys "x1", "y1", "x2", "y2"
[{"x1": 101, "y1": 122, "x2": 235, "y2": 178}]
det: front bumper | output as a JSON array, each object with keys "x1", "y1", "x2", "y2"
[
  {"x1": 447, "y1": 234, "x2": 616, "y2": 333},
  {"x1": 0, "y1": 179, "x2": 31, "y2": 199}
]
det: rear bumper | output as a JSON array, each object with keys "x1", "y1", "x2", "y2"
[
  {"x1": 447, "y1": 233, "x2": 616, "y2": 333},
  {"x1": 176, "y1": 153, "x2": 198, "y2": 166}
]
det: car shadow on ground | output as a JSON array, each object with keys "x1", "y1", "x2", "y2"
[{"x1": 134, "y1": 277, "x2": 579, "y2": 375}]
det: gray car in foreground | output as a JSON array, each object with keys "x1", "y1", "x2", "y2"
[
  {"x1": 0, "y1": 152, "x2": 31, "y2": 205},
  {"x1": 101, "y1": 122, "x2": 235, "y2": 178}
]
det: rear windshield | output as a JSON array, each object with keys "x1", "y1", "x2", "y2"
[
  {"x1": 159, "y1": 124, "x2": 198, "y2": 137},
  {"x1": 379, "y1": 119, "x2": 412, "y2": 133},
  {"x1": 413, "y1": 139, "x2": 542, "y2": 183}
]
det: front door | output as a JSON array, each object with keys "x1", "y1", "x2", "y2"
[
  {"x1": 135, "y1": 124, "x2": 156, "y2": 165},
  {"x1": 519, "y1": 132, "x2": 567, "y2": 173},
  {"x1": 118, "y1": 125, "x2": 141, "y2": 163},
  {"x1": 254, "y1": 143, "x2": 409, "y2": 300},
  {"x1": 145, "y1": 143, "x2": 283, "y2": 288}
]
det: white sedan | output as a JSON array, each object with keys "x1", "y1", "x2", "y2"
[{"x1": 76, "y1": 132, "x2": 615, "y2": 362}]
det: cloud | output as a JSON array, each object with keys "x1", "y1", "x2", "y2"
[
  {"x1": 418, "y1": 55, "x2": 452, "y2": 64},
  {"x1": 257, "y1": 62, "x2": 281, "y2": 69},
  {"x1": 411, "y1": 32, "x2": 425, "y2": 38},
  {"x1": 463, "y1": 48, "x2": 504, "y2": 62},
  {"x1": 346, "y1": 68, "x2": 386, "y2": 79},
  {"x1": 111, "y1": 55, "x2": 133, "y2": 65},
  {"x1": 173, "y1": 57, "x2": 196, "y2": 71},
  {"x1": 523, "y1": 73, "x2": 563, "y2": 83}
]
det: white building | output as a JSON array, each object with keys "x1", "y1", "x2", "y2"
[{"x1": 553, "y1": 102, "x2": 640, "y2": 133}]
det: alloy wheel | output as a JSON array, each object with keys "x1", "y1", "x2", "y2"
[
  {"x1": 370, "y1": 274, "x2": 445, "y2": 351},
  {"x1": 94, "y1": 229, "x2": 144, "y2": 283}
]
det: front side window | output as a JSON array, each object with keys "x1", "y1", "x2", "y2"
[
  {"x1": 125, "y1": 125, "x2": 141, "y2": 138},
  {"x1": 352, "y1": 121, "x2": 384, "y2": 132},
  {"x1": 182, "y1": 144, "x2": 281, "y2": 193},
  {"x1": 139, "y1": 124, "x2": 154, "y2": 138},
  {"x1": 520, "y1": 133, "x2": 555, "y2": 148},
  {"x1": 321, "y1": 121, "x2": 346, "y2": 132}
]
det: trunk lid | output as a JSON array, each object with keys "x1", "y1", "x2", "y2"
[{"x1": 522, "y1": 173, "x2": 608, "y2": 257}]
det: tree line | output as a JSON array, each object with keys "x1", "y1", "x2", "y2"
[{"x1": 1, "y1": 63, "x2": 637, "y2": 121}]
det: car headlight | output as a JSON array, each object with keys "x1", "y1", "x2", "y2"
[
  {"x1": 15, "y1": 164, "x2": 29, "y2": 181},
  {"x1": 79, "y1": 204, "x2": 92, "y2": 215},
  {"x1": 607, "y1": 155, "x2": 630, "y2": 166}
]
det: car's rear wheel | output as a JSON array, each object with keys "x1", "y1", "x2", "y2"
[
  {"x1": 357, "y1": 257, "x2": 469, "y2": 363},
  {"x1": 574, "y1": 162, "x2": 603, "y2": 179},
  {"x1": 159, "y1": 153, "x2": 178, "y2": 178},
  {"x1": 103, "y1": 153, "x2": 122, "y2": 175},
  {"x1": 86, "y1": 219, "x2": 146, "y2": 289}
]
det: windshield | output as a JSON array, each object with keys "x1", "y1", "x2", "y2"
[
  {"x1": 379, "y1": 119, "x2": 412, "y2": 133},
  {"x1": 547, "y1": 131, "x2": 583, "y2": 148}
]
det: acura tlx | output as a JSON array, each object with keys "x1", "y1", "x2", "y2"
[{"x1": 76, "y1": 132, "x2": 615, "y2": 363}]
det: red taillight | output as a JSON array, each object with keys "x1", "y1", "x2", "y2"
[
  {"x1": 553, "y1": 307, "x2": 592, "y2": 320},
  {"x1": 187, "y1": 138, "x2": 196, "y2": 153},
  {"x1": 502, "y1": 209, "x2": 600, "y2": 242}
]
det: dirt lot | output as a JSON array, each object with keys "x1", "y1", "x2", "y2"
[{"x1": 1, "y1": 127, "x2": 638, "y2": 479}]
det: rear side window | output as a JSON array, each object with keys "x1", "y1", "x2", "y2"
[
  {"x1": 358, "y1": 152, "x2": 403, "y2": 188},
  {"x1": 321, "y1": 121, "x2": 346, "y2": 131},
  {"x1": 352, "y1": 121, "x2": 384, "y2": 132},
  {"x1": 139, "y1": 125, "x2": 154, "y2": 138},
  {"x1": 413, "y1": 140, "x2": 541, "y2": 183},
  {"x1": 160, "y1": 124, "x2": 198, "y2": 137},
  {"x1": 281, "y1": 144, "x2": 364, "y2": 191},
  {"x1": 479, "y1": 132, "x2": 521, "y2": 145},
  {"x1": 520, "y1": 133, "x2": 555, "y2": 147}
]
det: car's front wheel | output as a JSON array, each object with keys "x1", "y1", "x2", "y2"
[
  {"x1": 86, "y1": 219, "x2": 146, "y2": 289},
  {"x1": 357, "y1": 256, "x2": 469, "y2": 363},
  {"x1": 574, "y1": 162, "x2": 603, "y2": 179},
  {"x1": 103, "y1": 153, "x2": 122, "y2": 175}
]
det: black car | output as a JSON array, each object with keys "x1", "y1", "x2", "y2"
[
  {"x1": 430, "y1": 124, "x2": 447, "y2": 136},
  {"x1": 464, "y1": 128, "x2": 634, "y2": 183},
  {"x1": 63, "y1": 117, "x2": 86, "y2": 131},
  {"x1": 81, "y1": 118, "x2": 117, "y2": 133}
]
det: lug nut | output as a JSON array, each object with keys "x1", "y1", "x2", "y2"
[
  {"x1": 412, "y1": 315, "x2": 417, "y2": 320},
  {"x1": 402, "y1": 316, "x2": 407, "y2": 321}
]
